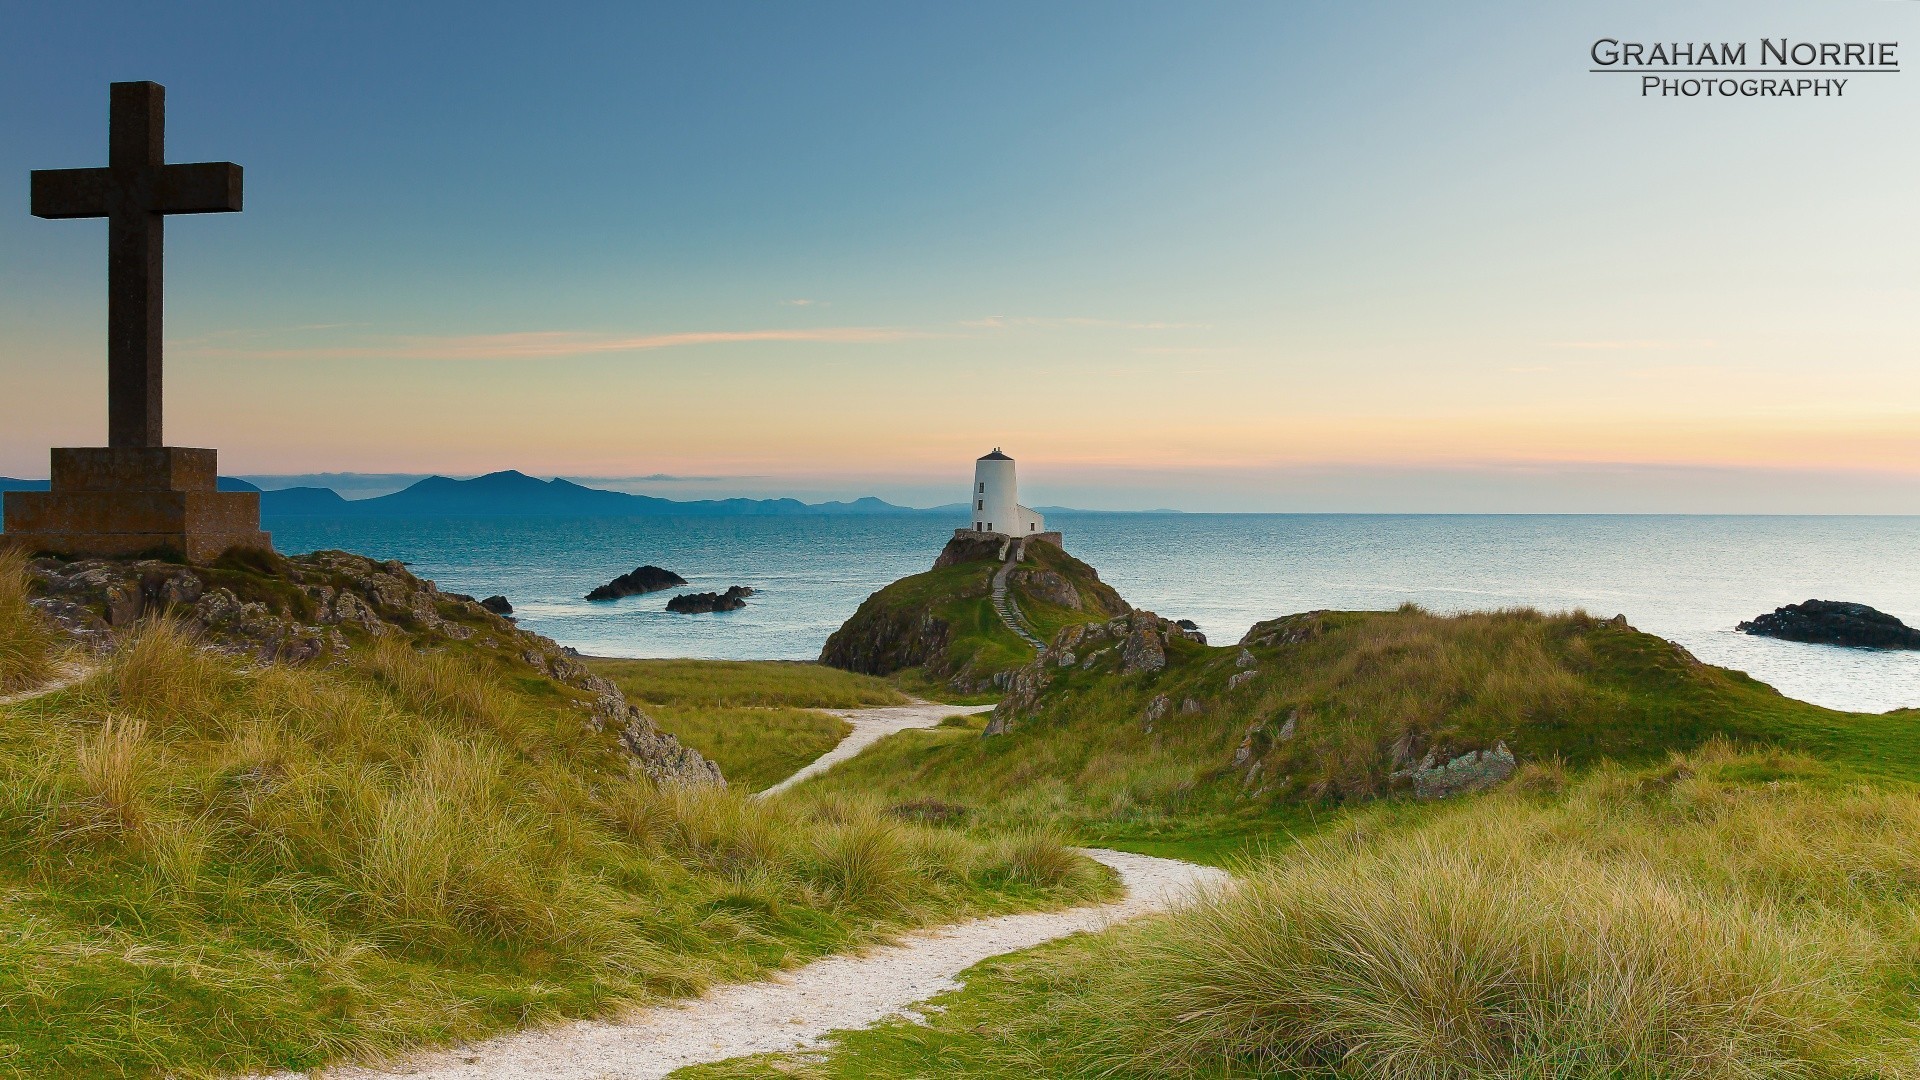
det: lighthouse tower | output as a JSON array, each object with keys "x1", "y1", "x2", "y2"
[{"x1": 970, "y1": 449, "x2": 1044, "y2": 535}]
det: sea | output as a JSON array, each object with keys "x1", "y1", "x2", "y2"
[{"x1": 263, "y1": 513, "x2": 1920, "y2": 715}]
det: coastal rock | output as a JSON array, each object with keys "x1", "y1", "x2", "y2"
[
  {"x1": 1240, "y1": 610, "x2": 1330, "y2": 648},
  {"x1": 666, "y1": 585, "x2": 754, "y2": 614},
  {"x1": 1009, "y1": 568, "x2": 1082, "y2": 611},
  {"x1": 20, "y1": 550, "x2": 722, "y2": 785},
  {"x1": 586, "y1": 565, "x2": 687, "y2": 601},
  {"x1": 1737, "y1": 600, "x2": 1920, "y2": 650},
  {"x1": 479, "y1": 594, "x2": 513, "y2": 615},
  {"x1": 986, "y1": 608, "x2": 1202, "y2": 730},
  {"x1": 1389, "y1": 741, "x2": 1518, "y2": 800}
]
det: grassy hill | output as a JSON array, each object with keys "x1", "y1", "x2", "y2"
[
  {"x1": 0, "y1": 555, "x2": 1110, "y2": 1079},
  {"x1": 800, "y1": 604, "x2": 1920, "y2": 859},
  {"x1": 818, "y1": 534, "x2": 1129, "y2": 693}
]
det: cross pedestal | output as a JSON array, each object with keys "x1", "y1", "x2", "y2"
[
  {"x1": 2, "y1": 81, "x2": 270, "y2": 564},
  {"x1": 3, "y1": 448, "x2": 269, "y2": 562}
]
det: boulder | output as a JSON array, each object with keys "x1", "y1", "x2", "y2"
[
  {"x1": 1737, "y1": 600, "x2": 1920, "y2": 650},
  {"x1": 666, "y1": 585, "x2": 754, "y2": 614},
  {"x1": 586, "y1": 565, "x2": 687, "y2": 601},
  {"x1": 479, "y1": 594, "x2": 513, "y2": 615}
]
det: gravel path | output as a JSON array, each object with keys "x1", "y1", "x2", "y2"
[
  {"x1": 756, "y1": 700, "x2": 993, "y2": 796},
  {"x1": 299, "y1": 849, "x2": 1226, "y2": 1080}
]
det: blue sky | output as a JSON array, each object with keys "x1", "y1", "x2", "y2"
[{"x1": 2, "y1": 2, "x2": 1917, "y2": 511}]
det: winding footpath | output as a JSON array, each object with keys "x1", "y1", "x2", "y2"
[
  {"x1": 287, "y1": 700, "x2": 1228, "y2": 1080},
  {"x1": 0, "y1": 660, "x2": 93, "y2": 709},
  {"x1": 756, "y1": 700, "x2": 993, "y2": 796}
]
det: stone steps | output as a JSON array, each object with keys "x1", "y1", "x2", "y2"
[{"x1": 990, "y1": 554, "x2": 1044, "y2": 649}]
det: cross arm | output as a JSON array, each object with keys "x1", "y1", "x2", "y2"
[
  {"x1": 30, "y1": 168, "x2": 110, "y2": 219},
  {"x1": 159, "y1": 161, "x2": 243, "y2": 214}
]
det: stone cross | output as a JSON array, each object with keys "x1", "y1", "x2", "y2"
[{"x1": 30, "y1": 80, "x2": 242, "y2": 448}]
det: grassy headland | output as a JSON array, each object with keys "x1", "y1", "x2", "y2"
[
  {"x1": 798, "y1": 605, "x2": 1920, "y2": 860},
  {"x1": 0, "y1": 557, "x2": 1111, "y2": 1079}
]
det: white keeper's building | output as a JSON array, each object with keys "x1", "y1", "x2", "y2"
[{"x1": 970, "y1": 448, "x2": 1045, "y2": 536}]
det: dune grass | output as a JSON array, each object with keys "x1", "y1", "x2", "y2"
[
  {"x1": 798, "y1": 606, "x2": 1920, "y2": 861},
  {"x1": 0, "y1": 548, "x2": 60, "y2": 695},
  {"x1": 648, "y1": 705, "x2": 853, "y2": 792},
  {"x1": 684, "y1": 744, "x2": 1920, "y2": 1080},
  {"x1": 588, "y1": 657, "x2": 908, "y2": 708},
  {"x1": 0, "y1": 620, "x2": 1111, "y2": 1079}
]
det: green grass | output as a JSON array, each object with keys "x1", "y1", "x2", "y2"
[
  {"x1": 799, "y1": 606, "x2": 1920, "y2": 851},
  {"x1": 0, "y1": 588, "x2": 1113, "y2": 1078},
  {"x1": 587, "y1": 658, "x2": 908, "y2": 708},
  {"x1": 680, "y1": 744, "x2": 1920, "y2": 1080},
  {"x1": 648, "y1": 705, "x2": 852, "y2": 792}
]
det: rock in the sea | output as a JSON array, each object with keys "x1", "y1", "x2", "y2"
[
  {"x1": 1737, "y1": 600, "x2": 1920, "y2": 650},
  {"x1": 479, "y1": 594, "x2": 513, "y2": 615},
  {"x1": 586, "y1": 565, "x2": 687, "y2": 601},
  {"x1": 666, "y1": 585, "x2": 754, "y2": 614}
]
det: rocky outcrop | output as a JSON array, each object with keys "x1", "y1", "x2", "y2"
[
  {"x1": 824, "y1": 531, "x2": 1130, "y2": 692},
  {"x1": 666, "y1": 586, "x2": 753, "y2": 614},
  {"x1": 1389, "y1": 741, "x2": 1517, "y2": 799},
  {"x1": 22, "y1": 550, "x2": 722, "y2": 786},
  {"x1": 586, "y1": 565, "x2": 687, "y2": 601},
  {"x1": 986, "y1": 610, "x2": 1206, "y2": 734},
  {"x1": 1737, "y1": 600, "x2": 1920, "y2": 650},
  {"x1": 479, "y1": 594, "x2": 513, "y2": 615},
  {"x1": 1240, "y1": 610, "x2": 1332, "y2": 648}
]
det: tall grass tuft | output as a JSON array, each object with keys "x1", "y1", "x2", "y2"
[
  {"x1": 72, "y1": 714, "x2": 149, "y2": 834},
  {"x1": 1038, "y1": 747, "x2": 1918, "y2": 1079},
  {"x1": 97, "y1": 616, "x2": 234, "y2": 730},
  {"x1": 361, "y1": 634, "x2": 514, "y2": 730},
  {"x1": 0, "y1": 546, "x2": 58, "y2": 695}
]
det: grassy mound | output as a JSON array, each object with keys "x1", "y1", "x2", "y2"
[
  {"x1": 0, "y1": 548, "x2": 60, "y2": 695},
  {"x1": 691, "y1": 744, "x2": 1920, "y2": 1079},
  {"x1": 0, "y1": 606, "x2": 1110, "y2": 1077},
  {"x1": 590, "y1": 658, "x2": 907, "y2": 709},
  {"x1": 801, "y1": 606, "x2": 1919, "y2": 857},
  {"x1": 819, "y1": 536, "x2": 1128, "y2": 691}
]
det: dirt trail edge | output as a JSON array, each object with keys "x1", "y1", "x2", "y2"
[
  {"x1": 756, "y1": 700, "x2": 993, "y2": 797},
  {"x1": 286, "y1": 850, "x2": 1227, "y2": 1080},
  {"x1": 0, "y1": 660, "x2": 93, "y2": 708}
]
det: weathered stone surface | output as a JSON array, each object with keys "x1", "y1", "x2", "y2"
[
  {"x1": 1240, "y1": 611, "x2": 1330, "y2": 648},
  {"x1": 666, "y1": 585, "x2": 753, "y2": 614},
  {"x1": 586, "y1": 565, "x2": 687, "y2": 601},
  {"x1": 1389, "y1": 740, "x2": 1517, "y2": 799},
  {"x1": 1010, "y1": 567, "x2": 1081, "y2": 611},
  {"x1": 986, "y1": 608, "x2": 1204, "y2": 732},
  {"x1": 1227, "y1": 669, "x2": 1257, "y2": 691},
  {"x1": 1737, "y1": 600, "x2": 1920, "y2": 650}
]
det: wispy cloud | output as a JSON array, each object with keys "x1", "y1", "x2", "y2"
[
  {"x1": 183, "y1": 326, "x2": 922, "y2": 361},
  {"x1": 779, "y1": 298, "x2": 822, "y2": 307},
  {"x1": 962, "y1": 315, "x2": 1211, "y2": 332}
]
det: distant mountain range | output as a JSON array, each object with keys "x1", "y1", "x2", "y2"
[
  {"x1": 0, "y1": 471, "x2": 934, "y2": 518},
  {"x1": 0, "y1": 470, "x2": 1144, "y2": 519}
]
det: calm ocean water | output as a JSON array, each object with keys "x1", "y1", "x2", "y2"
[{"x1": 264, "y1": 513, "x2": 1920, "y2": 715}]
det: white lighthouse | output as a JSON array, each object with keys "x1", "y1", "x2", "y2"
[{"x1": 970, "y1": 449, "x2": 1044, "y2": 535}]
